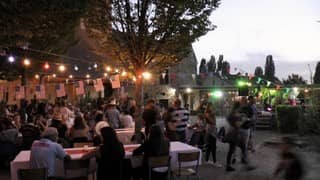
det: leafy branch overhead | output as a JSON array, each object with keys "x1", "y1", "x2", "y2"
[
  {"x1": 0, "y1": 0, "x2": 87, "y2": 54},
  {"x1": 85, "y1": 0, "x2": 220, "y2": 73}
]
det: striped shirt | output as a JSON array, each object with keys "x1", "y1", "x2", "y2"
[{"x1": 171, "y1": 108, "x2": 190, "y2": 132}]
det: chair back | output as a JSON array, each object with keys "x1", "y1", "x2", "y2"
[
  {"x1": 148, "y1": 155, "x2": 171, "y2": 180},
  {"x1": 18, "y1": 168, "x2": 47, "y2": 180},
  {"x1": 178, "y1": 151, "x2": 200, "y2": 162},
  {"x1": 73, "y1": 142, "x2": 94, "y2": 148},
  {"x1": 149, "y1": 155, "x2": 171, "y2": 168},
  {"x1": 64, "y1": 159, "x2": 90, "y2": 170},
  {"x1": 177, "y1": 151, "x2": 200, "y2": 176}
]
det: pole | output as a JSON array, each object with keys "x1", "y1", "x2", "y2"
[{"x1": 308, "y1": 64, "x2": 313, "y2": 84}]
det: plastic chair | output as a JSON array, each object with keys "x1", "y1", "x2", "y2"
[
  {"x1": 73, "y1": 142, "x2": 94, "y2": 148},
  {"x1": 63, "y1": 159, "x2": 91, "y2": 180},
  {"x1": 171, "y1": 151, "x2": 200, "y2": 180},
  {"x1": 18, "y1": 168, "x2": 47, "y2": 180},
  {"x1": 148, "y1": 155, "x2": 171, "y2": 180}
]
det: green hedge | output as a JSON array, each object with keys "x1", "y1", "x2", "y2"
[{"x1": 276, "y1": 105, "x2": 302, "y2": 133}]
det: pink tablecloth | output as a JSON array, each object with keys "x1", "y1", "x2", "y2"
[{"x1": 10, "y1": 142, "x2": 201, "y2": 180}]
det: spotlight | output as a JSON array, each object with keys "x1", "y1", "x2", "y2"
[
  {"x1": 23, "y1": 59, "x2": 30, "y2": 66},
  {"x1": 44, "y1": 62, "x2": 50, "y2": 70},
  {"x1": 58, "y1": 65, "x2": 66, "y2": 72},
  {"x1": 8, "y1": 56, "x2": 15, "y2": 63}
]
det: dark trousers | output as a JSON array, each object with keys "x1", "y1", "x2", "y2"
[
  {"x1": 226, "y1": 141, "x2": 248, "y2": 166},
  {"x1": 205, "y1": 135, "x2": 217, "y2": 162}
]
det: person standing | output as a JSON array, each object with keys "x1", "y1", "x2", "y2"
[
  {"x1": 224, "y1": 102, "x2": 255, "y2": 172},
  {"x1": 105, "y1": 99, "x2": 121, "y2": 129},
  {"x1": 204, "y1": 102, "x2": 222, "y2": 167},
  {"x1": 247, "y1": 96, "x2": 258, "y2": 151},
  {"x1": 142, "y1": 99, "x2": 157, "y2": 137},
  {"x1": 170, "y1": 99, "x2": 189, "y2": 142}
]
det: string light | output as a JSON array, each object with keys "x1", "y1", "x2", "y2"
[
  {"x1": 142, "y1": 72, "x2": 151, "y2": 79},
  {"x1": 86, "y1": 74, "x2": 90, "y2": 78},
  {"x1": 115, "y1": 68, "x2": 119, "y2": 73},
  {"x1": 44, "y1": 62, "x2": 50, "y2": 70},
  {"x1": 35, "y1": 74, "x2": 40, "y2": 79},
  {"x1": 69, "y1": 75, "x2": 73, "y2": 79},
  {"x1": 8, "y1": 56, "x2": 15, "y2": 63},
  {"x1": 121, "y1": 71, "x2": 127, "y2": 77},
  {"x1": 104, "y1": 73, "x2": 108, "y2": 77},
  {"x1": 58, "y1": 65, "x2": 66, "y2": 72},
  {"x1": 106, "y1": 66, "x2": 111, "y2": 72},
  {"x1": 74, "y1": 65, "x2": 79, "y2": 71},
  {"x1": 23, "y1": 58, "x2": 31, "y2": 66},
  {"x1": 52, "y1": 74, "x2": 56, "y2": 78},
  {"x1": 93, "y1": 63, "x2": 98, "y2": 69}
]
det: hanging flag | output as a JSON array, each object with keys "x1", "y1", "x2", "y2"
[
  {"x1": 55, "y1": 83, "x2": 66, "y2": 97},
  {"x1": 15, "y1": 86, "x2": 25, "y2": 99},
  {"x1": 94, "y1": 78, "x2": 104, "y2": 92},
  {"x1": 110, "y1": 75, "x2": 120, "y2": 89},
  {"x1": 35, "y1": 85, "x2": 46, "y2": 99},
  {"x1": 75, "y1": 81, "x2": 85, "y2": 95}
]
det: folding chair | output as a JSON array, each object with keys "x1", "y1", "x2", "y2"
[
  {"x1": 171, "y1": 151, "x2": 200, "y2": 180},
  {"x1": 148, "y1": 155, "x2": 171, "y2": 180},
  {"x1": 18, "y1": 168, "x2": 47, "y2": 180}
]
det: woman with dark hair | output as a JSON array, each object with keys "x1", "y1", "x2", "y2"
[
  {"x1": 83, "y1": 127, "x2": 125, "y2": 180},
  {"x1": 133, "y1": 125, "x2": 170, "y2": 180},
  {"x1": 69, "y1": 116, "x2": 89, "y2": 143}
]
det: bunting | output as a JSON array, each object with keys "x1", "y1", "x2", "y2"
[
  {"x1": 55, "y1": 83, "x2": 66, "y2": 97},
  {"x1": 110, "y1": 75, "x2": 121, "y2": 89},
  {"x1": 94, "y1": 78, "x2": 104, "y2": 92},
  {"x1": 35, "y1": 85, "x2": 46, "y2": 99},
  {"x1": 75, "y1": 81, "x2": 85, "y2": 95},
  {"x1": 15, "y1": 86, "x2": 25, "y2": 99}
]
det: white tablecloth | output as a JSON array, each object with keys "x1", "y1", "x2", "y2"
[
  {"x1": 116, "y1": 128, "x2": 145, "y2": 145},
  {"x1": 10, "y1": 142, "x2": 201, "y2": 180}
]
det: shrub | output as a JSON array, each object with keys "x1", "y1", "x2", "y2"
[{"x1": 276, "y1": 105, "x2": 302, "y2": 133}]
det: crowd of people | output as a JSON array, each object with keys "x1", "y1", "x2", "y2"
[{"x1": 0, "y1": 95, "x2": 304, "y2": 180}]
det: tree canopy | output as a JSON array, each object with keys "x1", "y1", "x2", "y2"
[
  {"x1": 314, "y1": 62, "x2": 320, "y2": 84},
  {"x1": 84, "y1": 0, "x2": 220, "y2": 74},
  {"x1": 0, "y1": 0, "x2": 87, "y2": 53},
  {"x1": 207, "y1": 55, "x2": 216, "y2": 73},
  {"x1": 264, "y1": 55, "x2": 275, "y2": 81},
  {"x1": 254, "y1": 66, "x2": 263, "y2": 77},
  {"x1": 283, "y1": 74, "x2": 307, "y2": 85}
]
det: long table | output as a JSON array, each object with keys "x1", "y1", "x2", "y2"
[{"x1": 10, "y1": 141, "x2": 201, "y2": 180}]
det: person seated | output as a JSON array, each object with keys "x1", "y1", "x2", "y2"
[
  {"x1": 133, "y1": 125, "x2": 170, "y2": 180},
  {"x1": 30, "y1": 127, "x2": 71, "y2": 179},
  {"x1": 93, "y1": 112, "x2": 109, "y2": 146},
  {"x1": 20, "y1": 116, "x2": 41, "y2": 150},
  {"x1": 82, "y1": 127, "x2": 125, "y2": 180},
  {"x1": 120, "y1": 110, "x2": 134, "y2": 128},
  {"x1": 0, "y1": 117, "x2": 19, "y2": 144},
  {"x1": 69, "y1": 116, "x2": 89, "y2": 143}
]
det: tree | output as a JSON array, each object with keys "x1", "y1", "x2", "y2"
[
  {"x1": 199, "y1": 58, "x2": 207, "y2": 74},
  {"x1": 283, "y1": 74, "x2": 307, "y2": 85},
  {"x1": 84, "y1": 0, "x2": 220, "y2": 134},
  {"x1": 0, "y1": 0, "x2": 86, "y2": 53},
  {"x1": 207, "y1": 55, "x2": 216, "y2": 73},
  {"x1": 221, "y1": 61, "x2": 230, "y2": 76},
  {"x1": 0, "y1": 0, "x2": 87, "y2": 81},
  {"x1": 217, "y1": 54, "x2": 223, "y2": 73},
  {"x1": 314, "y1": 62, "x2": 320, "y2": 84},
  {"x1": 264, "y1": 55, "x2": 275, "y2": 81},
  {"x1": 254, "y1": 66, "x2": 263, "y2": 77}
]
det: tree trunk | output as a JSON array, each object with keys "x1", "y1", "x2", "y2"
[{"x1": 134, "y1": 69, "x2": 144, "y2": 143}]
